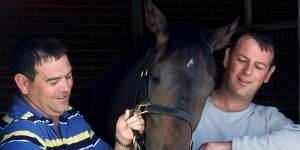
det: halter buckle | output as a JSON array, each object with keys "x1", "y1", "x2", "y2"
[
  {"x1": 133, "y1": 102, "x2": 150, "y2": 116},
  {"x1": 140, "y1": 69, "x2": 149, "y2": 78}
]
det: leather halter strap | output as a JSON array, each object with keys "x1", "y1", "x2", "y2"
[{"x1": 133, "y1": 102, "x2": 192, "y2": 128}]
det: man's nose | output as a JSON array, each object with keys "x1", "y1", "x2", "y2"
[
  {"x1": 243, "y1": 63, "x2": 253, "y2": 76},
  {"x1": 60, "y1": 79, "x2": 72, "y2": 92}
]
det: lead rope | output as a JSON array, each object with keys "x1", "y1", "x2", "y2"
[
  {"x1": 130, "y1": 103, "x2": 150, "y2": 150},
  {"x1": 133, "y1": 132, "x2": 142, "y2": 150},
  {"x1": 131, "y1": 69, "x2": 149, "y2": 150}
]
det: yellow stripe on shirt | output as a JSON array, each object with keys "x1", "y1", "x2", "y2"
[
  {"x1": 0, "y1": 130, "x2": 46, "y2": 148},
  {"x1": 20, "y1": 112, "x2": 34, "y2": 120},
  {"x1": 45, "y1": 130, "x2": 91, "y2": 148},
  {"x1": 2, "y1": 115, "x2": 13, "y2": 124}
]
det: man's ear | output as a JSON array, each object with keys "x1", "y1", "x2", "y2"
[
  {"x1": 14, "y1": 73, "x2": 30, "y2": 94},
  {"x1": 223, "y1": 47, "x2": 232, "y2": 68},
  {"x1": 264, "y1": 65, "x2": 276, "y2": 83}
]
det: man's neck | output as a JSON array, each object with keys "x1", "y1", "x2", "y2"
[
  {"x1": 211, "y1": 88, "x2": 252, "y2": 112},
  {"x1": 22, "y1": 94, "x2": 61, "y2": 130},
  {"x1": 50, "y1": 116, "x2": 60, "y2": 131}
]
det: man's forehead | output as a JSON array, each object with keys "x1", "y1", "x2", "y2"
[
  {"x1": 34, "y1": 55, "x2": 71, "y2": 77},
  {"x1": 235, "y1": 36, "x2": 273, "y2": 53}
]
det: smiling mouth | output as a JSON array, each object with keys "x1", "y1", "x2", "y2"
[
  {"x1": 238, "y1": 77, "x2": 251, "y2": 85},
  {"x1": 56, "y1": 96, "x2": 68, "y2": 102}
]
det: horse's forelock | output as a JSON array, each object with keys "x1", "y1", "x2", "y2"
[{"x1": 157, "y1": 24, "x2": 216, "y2": 78}]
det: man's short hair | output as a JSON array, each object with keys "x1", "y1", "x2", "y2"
[
  {"x1": 11, "y1": 35, "x2": 67, "y2": 81},
  {"x1": 227, "y1": 28, "x2": 276, "y2": 66}
]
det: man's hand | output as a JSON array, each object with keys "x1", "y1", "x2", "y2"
[
  {"x1": 200, "y1": 141, "x2": 232, "y2": 150},
  {"x1": 114, "y1": 109, "x2": 144, "y2": 149}
]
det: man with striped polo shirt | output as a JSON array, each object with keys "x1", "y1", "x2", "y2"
[{"x1": 0, "y1": 35, "x2": 144, "y2": 150}]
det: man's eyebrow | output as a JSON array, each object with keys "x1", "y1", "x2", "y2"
[
  {"x1": 46, "y1": 76, "x2": 61, "y2": 82},
  {"x1": 66, "y1": 70, "x2": 72, "y2": 75},
  {"x1": 46, "y1": 70, "x2": 72, "y2": 82},
  {"x1": 255, "y1": 61, "x2": 268, "y2": 68},
  {"x1": 236, "y1": 53, "x2": 248, "y2": 59}
]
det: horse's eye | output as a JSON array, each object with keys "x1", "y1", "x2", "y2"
[
  {"x1": 151, "y1": 76, "x2": 160, "y2": 84},
  {"x1": 150, "y1": 69, "x2": 160, "y2": 84}
]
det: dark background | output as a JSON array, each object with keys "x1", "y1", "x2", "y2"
[{"x1": 0, "y1": 0, "x2": 298, "y2": 123}]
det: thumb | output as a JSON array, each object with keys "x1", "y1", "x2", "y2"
[{"x1": 124, "y1": 109, "x2": 130, "y2": 120}]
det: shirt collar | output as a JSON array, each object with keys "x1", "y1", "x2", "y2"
[{"x1": 11, "y1": 94, "x2": 69, "y2": 120}]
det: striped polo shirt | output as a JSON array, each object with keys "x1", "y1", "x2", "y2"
[{"x1": 0, "y1": 95, "x2": 111, "y2": 150}]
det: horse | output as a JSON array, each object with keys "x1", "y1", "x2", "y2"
[{"x1": 78, "y1": 0, "x2": 238, "y2": 149}]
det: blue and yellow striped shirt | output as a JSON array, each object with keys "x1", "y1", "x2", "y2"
[{"x1": 0, "y1": 95, "x2": 111, "y2": 150}]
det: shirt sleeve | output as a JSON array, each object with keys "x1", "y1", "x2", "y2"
[
  {"x1": 0, "y1": 120, "x2": 46, "y2": 150},
  {"x1": 232, "y1": 107, "x2": 300, "y2": 150}
]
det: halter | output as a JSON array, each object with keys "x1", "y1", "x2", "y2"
[
  {"x1": 130, "y1": 46, "x2": 193, "y2": 150},
  {"x1": 137, "y1": 69, "x2": 193, "y2": 127}
]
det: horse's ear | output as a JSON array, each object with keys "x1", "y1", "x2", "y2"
[
  {"x1": 207, "y1": 17, "x2": 239, "y2": 52},
  {"x1": 144, "y1": 0, "x2": 169, "y2": 50}
]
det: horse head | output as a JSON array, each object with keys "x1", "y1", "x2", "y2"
[{"x1": 142, "y1": 1, "x2": 238, "y2": 149}]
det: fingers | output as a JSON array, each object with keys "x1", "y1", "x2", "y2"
[
  {"x1": 129, "y1": 125, "x2": 144, "y2": 134},
  {"x1": 118, "y1": 108, "x2": 145, "y2": 135},
  {"x1": 115, "y1": 109, "x2": 145, "y2": 144},
  {"x1": 127, "y1": 113, "x2": 143, "y2": 124},
  {"x1": 126, "y1": 113, "x2": 145, "y2": 134}
]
